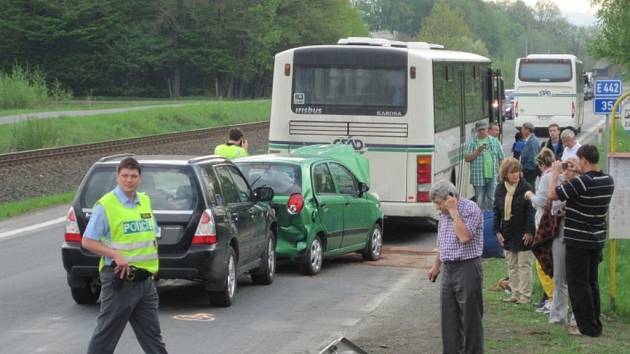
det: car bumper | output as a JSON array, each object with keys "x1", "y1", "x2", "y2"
[
  {"x1": 380, "y1": 201, "x2": 437, "y2": 219},
  {"x1": 276, "y1": 224, "x2": 308, "y2": 259},
  {"x1": 62, "y1": 242, "x2": 225, "y2": 285}
]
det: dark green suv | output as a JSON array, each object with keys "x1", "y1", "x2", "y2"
[{"x1": 236, "y1": 145, "x2": 384, "y2": 275}]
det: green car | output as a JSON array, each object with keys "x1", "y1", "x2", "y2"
[{"x1": 235, "y1": 145, "x2": 384, "y2": 275}]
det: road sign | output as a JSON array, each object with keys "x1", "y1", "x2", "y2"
[
  {"x1": 623, "y1": 102, "x2": 630, "y2": 133},
  {"x1": 594, "y1": 79, "x2": 622, "y2": 97},
  {"x1": 594, "y1": 98, "x2": 621, "y2": 115}
]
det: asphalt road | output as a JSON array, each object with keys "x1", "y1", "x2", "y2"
[{"x1": 0, "y1": 206, "x2": 439, "y2": 354}]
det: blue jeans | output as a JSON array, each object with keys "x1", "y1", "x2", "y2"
[{"x1": 474, "y1": 179, "x2": 496, "y2": 211}]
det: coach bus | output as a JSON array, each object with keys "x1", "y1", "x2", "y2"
[
  {"x1": 513, "y1": 54, "x2": 584, "y2": 134},
  {"x1": 267, "y1": 37, "x2": 502, "y2": 219}
]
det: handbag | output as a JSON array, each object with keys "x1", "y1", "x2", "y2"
[{"x1": 531, "y1": 201, "x2": 560, "y2": 277}]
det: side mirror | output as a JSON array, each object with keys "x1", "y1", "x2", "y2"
[
  {"x1": 253, "y1": 186, "x2": 274, "y2": 202},
  {"x1": 357, "y1": 182, "x2": 369, "y2": 197}
]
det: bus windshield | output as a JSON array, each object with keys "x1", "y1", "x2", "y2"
[
  {"x1": 292, "y1": 47, "x2": 407, "y2": 116},
  {"x1": 518, "y1": 61, "x2": 572, "y2": 82}
]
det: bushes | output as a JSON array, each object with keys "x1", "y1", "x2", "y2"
[
  {"x1": 9, "y1": 118, "x2": 59, "y2": 151},
  {"x1": 0, "y1": 65, "x2": 72, "y2": 110}
]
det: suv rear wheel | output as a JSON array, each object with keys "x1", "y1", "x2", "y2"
[
  {"x1": 251, "y1": 231, "x2": 276, "y2": 285},
  {"x1": 208, "y1": 248, "x2": 237, "y2": 307},
  {"x1": 300, "y1": 235, "x2": 323, "y2": 275},
  {"x1": 70, "y1": 278, "x2": 100, "y2": 304}
]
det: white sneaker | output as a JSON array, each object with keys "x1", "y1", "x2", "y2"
[{"x1": 536, "y1": 300, "x2": 551, "y2": 314}]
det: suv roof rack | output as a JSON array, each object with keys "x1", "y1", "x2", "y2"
[
  {"x1": 188, "y1": 155, "x2": 227, "y2": 164},
  {"x1": 98, "y1": 153, "x2": 135, "y2": 162}
]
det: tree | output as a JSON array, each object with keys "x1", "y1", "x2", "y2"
[
  {"x1": 589, "y1": 0, "x2": 630, "y2": 76},
  {"x1": 417, "y1": 1, "x2": 489, "y2": 56}
]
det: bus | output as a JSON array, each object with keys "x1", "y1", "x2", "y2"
[
  {"x1": 513, "y1": 54, "x2": 584, "y2": 134},
  {"x1": 267, "y1": 37, "x2": 502, "y2": 219}
]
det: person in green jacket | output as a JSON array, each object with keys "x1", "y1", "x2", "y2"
[{"x1": 214, "y1": 128, "x2": 248, "y2": 159}]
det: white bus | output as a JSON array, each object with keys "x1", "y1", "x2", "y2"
[
  {"x1": 267, "y1": 37, "x2": 502, "y2": 219},
  {"x1": 513, "y1": 54, "x2": 584, "y2": 134}
]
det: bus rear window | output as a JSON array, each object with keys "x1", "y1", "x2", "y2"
[
  {"x1": 291, "y1": 47, "x2": 407, "y2": 116},
  {"x1": 518, "y1": 61, "x2": 572, "y2": 82}
]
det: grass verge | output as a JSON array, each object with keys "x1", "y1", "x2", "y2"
[
  {"x1": 0, "y1": 99, "x2": 207, "y2": 116},
  {"x1": 0, "y1": 191, "x2": 74, "y2": 221},
  {"x1": 0, "y1": 99, "x2": 270, "y2": 152},
  {"x1": 483, "y1": 258, "x2": 630, "y2": 354}
]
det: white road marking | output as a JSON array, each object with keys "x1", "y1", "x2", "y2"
[{"x1": 0, "y1": 217, "x2": 65, "y2": 240}]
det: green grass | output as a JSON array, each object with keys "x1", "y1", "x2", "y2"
[
  {"x1": 0, "y1": 99, "x2": 270, "y2": 152},
  {"x1": 0, "y1": 191, "x2": 74, "y2": 221},
  {"x1": 0, "y1": 98, "x2": 209, "y2": 116},
  {"x1": 483, "y1": 258, "x2": 630, "y2": 354}
]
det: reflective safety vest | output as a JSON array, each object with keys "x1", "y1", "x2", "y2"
[
  {"x1": 97, "y1": 191, "x2": 159, "y2": 274},
  {"x1": 214, "y1": 143, "x2": 248, "y2": 159}
]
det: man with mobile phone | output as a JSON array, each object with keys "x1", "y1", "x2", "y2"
[
  {"x1": 465, "y1": 121, "x2": 504, "y2": 210},
  {"x1": 214, "y1": 127, "x2": 249, "y2": 159},
  {"x1": 427, "y1": 180, "x2": 484, "y2": 354}
]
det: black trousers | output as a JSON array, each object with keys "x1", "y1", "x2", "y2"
[
  {"x1": 441, "y1": 257, "x2": 484, "y2": 354},
  {"x1": 523, "y1": 169, "x2": 538, "y2": 189},
  {"x1": 565, "y1": 246, "x2": 603, "y2": 337}
]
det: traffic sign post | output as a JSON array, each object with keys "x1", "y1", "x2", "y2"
[{"x1": 594, "y1": 79, "x2": 622, "y2": 116}]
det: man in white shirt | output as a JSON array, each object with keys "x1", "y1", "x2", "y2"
[{"x1": 560, "y1": 129, "x2": 581, "y2": 161}]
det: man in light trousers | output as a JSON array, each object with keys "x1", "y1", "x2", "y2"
[{"x1": 428, "y1": 180, "x2": 484, "y2": 354}]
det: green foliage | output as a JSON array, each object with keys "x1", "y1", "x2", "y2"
[
  {"x1": 9, "y1": 118, "x2": 60, "y2": 151},
  {"x1": 589, "y1": 0, "x2": 630, "y2": 78},
  {"x1": 417, "y1": 1, "x2": 489, "y2": 56},
  {"x1": 0, "y1": 0, "x2": 367, "y2": 98},
  {"x1": 0, "y1": 65, "x2": 48, "y2": 109}
]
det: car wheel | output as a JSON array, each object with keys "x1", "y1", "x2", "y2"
[
  {"x1": 251, "y1": 231, "x2": 276, "y2": 285},
  {"x1": 209, "y1": 248, "x2": 237, "y2": 307},
  {"x1": 300, "y1": 235, "x2": 323, "y2": 275},
  {"x1": 362, "y1": 224, "x2": 383, "y2": 261},
  {"x1": 70, "y1": 279, "x2": 100, "y2": 305}
]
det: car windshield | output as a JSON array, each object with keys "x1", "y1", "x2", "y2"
[
  {"x1": 81, "y1": 166, "x2": 197, "y2": 210},
  {"x1": 236, "y1": 162, "x2": 302, "y2": 196}
]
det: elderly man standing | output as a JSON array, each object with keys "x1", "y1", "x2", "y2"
[
  {"x1": 428, "y1": 180, "x2": 484, "y2": 354},
  {"x1": 519, "y1": 122, "x2": 540, "y2": 188},
  {"x1": 560, "y1": 129, "x2": 581, "y2": 161},
  {"x1": 465, "y1": 121, "x2": 504, "y2": 210}
]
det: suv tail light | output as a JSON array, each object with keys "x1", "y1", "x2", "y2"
[
  {"x1": 571, "y1": 101, "x2": 576, "y2": 118},
  {"x1": 416, "y1": 155, "x2": 432, "y2": 203},
  {"x1": 192, "y1": 209, "x2": 217, "y2": 245},
  {"x1": 287, "y1": 193, "x2": 304, "y2": 215},
  {"x1": 64, "y1": 207, "x2": 82, "y2": 243}
]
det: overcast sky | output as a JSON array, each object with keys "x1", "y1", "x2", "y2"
[{"x1": 516, "y1": 0, "x2": 598, "y2": 26}]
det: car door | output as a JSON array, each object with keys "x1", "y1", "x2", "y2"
[
  {"x1": 226, "y1": 166, "x2": 267, "y2": 259},
  {"x1": 214, "y1": 165, "x2": 255, "y2": 264},
  {"x1": 328, "y1": 162, "x2": 370, "y2": 249},
  {"x1": 311, "y1": 162, "x2": 345, "y2": 251}
]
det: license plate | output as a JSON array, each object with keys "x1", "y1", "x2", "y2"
[{"x1": 538, "y1": 115, "x2": 552, "y2": 121}]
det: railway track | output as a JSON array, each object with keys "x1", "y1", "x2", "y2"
[{"x1": 0, "y1": 121, "x2": 268, "y2": 167}]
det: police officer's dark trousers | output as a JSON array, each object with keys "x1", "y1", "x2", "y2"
[{"x1": 87, "y1": 268, "x2": 168, "y2": 354}]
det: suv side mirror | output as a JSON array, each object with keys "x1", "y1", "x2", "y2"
[
  {"x1": 357, "y1": 182, "x2": 369, "y2": 197},
  {"x1": 253, "y1": 186, "x2": 274, "y2": 202}
]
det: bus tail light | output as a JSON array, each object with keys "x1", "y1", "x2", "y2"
[
  {"x1": 64, "y1": 207, "x2": 82, "y2": 243},
  {"x1": 416, "y1": 156, "x2": 432, "y2": 203},
  {"x1": 514, "y1": 100, "x2": 519, "y2": 118},
  {"x1": 571, "y1": 101, "x2": 576, "y2": 118},
  {"x1": 284, "y1": 63, "x2": 291, "y2": 76},
  {"x1": 192, "y1": 209, "x2": 217, "y2": 245}
]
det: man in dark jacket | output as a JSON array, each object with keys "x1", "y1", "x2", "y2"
[
  {"x1": 520, "y1": 122, "x2": 540, "y2": 188},
  {"x1": 540, "y1": 123, "x2": 564, "y2": 160}
]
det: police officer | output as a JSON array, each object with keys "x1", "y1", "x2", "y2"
[
  {"x1": 82, "y1": 157, "x2": 168, "y2": 354},
  {"x1": 214, "y1": 127, "x2": 248, "y2": 159}
]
